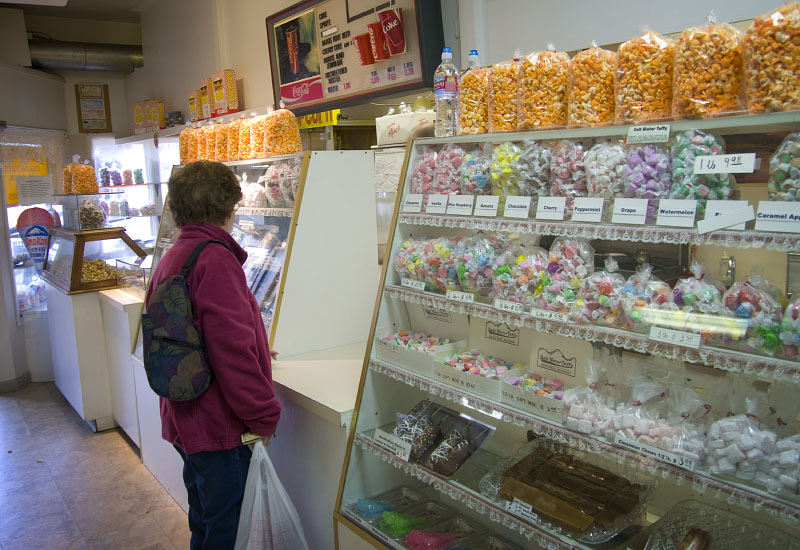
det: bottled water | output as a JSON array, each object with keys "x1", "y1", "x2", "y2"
[{"x1": 434, "y1": 46, "x2": 459, "y2": 137}]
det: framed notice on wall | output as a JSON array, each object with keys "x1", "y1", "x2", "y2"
[
  {"x1": 266, "y1": 0, "x2": 443, "y2": 115},
  {"x1": 75, "y1": 84, "x2": 112, "y2": 133}
]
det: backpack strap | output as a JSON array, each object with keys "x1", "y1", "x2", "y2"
[{"x1": 180, "y1": 239, "x2": 232, "y2": 278}]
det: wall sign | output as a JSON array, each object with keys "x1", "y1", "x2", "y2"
[{"x1": 75, "y1": 84, "x2": 112, "y2": 133}]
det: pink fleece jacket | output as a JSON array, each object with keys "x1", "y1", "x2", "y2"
[{"x1": 145, "y1": 222, "x2": 281, "y2": 454}]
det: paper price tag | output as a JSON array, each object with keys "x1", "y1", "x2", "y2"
[
  {"x1": 377, "y1": 339, "x2": 404, "y2": 353},
  {"x1": 373, "y1": 429, "x2": 412, "y2": 461},
  {"x1": 755, "y1": 201, "x2": 800, "y2": 233},
  {"x1": 494, "y1": 299, "x2": 524, "y2": 314},
  {"x1": 425, "y1": 194, "x2": 448, "y2": 214},
  {"x1": 503, "y1": 196, "x2": 532, "y2": 219},
  {"x1": 446, "y1": 195, "x2": 475, "y2": 216},
  {"x1": 649, "y1": 326, "x2": 702, "y2": 349},
  {"x1": 446, "y1": 290, "x2": 474, "y2": 303},
  {"x1": 656, "y1": 199, "x2": 697, "y2": 227},
  {"x1": 626, "y1": 124, "x2": 671, "y2": 144},
  {"x1": 571, "y1": 197, "x2": 604, "y2": 222},
  {"x1": 616, "y1": 436, "x2": 696, "y2": 471},
  {"x1": 530, "y1": 308, "x2": 569, "y2": 323},
  {"x1": 402, "y1": 194, "x2": 423, "y2": 213},
  {"x1": 401, "y1": 278, "x2": 426, "y2": 291},
  {"x1": 536, "y1": 196, "x2": 566, "y2": 220},
  {"x1": 694, "y1": 153, "x2": 756, "y2": 174},
  {"x1": 473, "y1": 195, "x2": 499, "y2": 217},
  {"x1": 507, "y1": 498, "x2": 538, "y2": 523},
  {"x1": 612, "y1": 198, "x2": 648, "y2": 225}
]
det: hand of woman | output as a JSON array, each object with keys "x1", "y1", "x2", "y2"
[{"x1": 270, "y1": 350, "x2": 279, "y2": 360}]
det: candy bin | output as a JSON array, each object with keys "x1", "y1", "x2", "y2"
[
  {"x1": 409, "y1": 147, "x2": 437, "y2": 195},
  {"x1": 585, "y1": 141, "x2": 626, "y2": 219},
  {"x1": 250, "y1": 114, "x2": 267, "y2": 159},
  {"x1": 721, "y1": 275, "x2": 783, "y2": 356},
  {"x1": 623, "y1": 144, "x2": 672, "y2": 222},
  {"x1": 459, "y1": 64, "x2": 489, "y2": 134},
  {"x1": 488, "y1": 53, "x2": 520, "y2": 132},
  {"x1": 264, "y1": 107, "x2": 303, "y2": 156},
  {"x1": 455, "y1": 233, "x2": 508, "y2": 299},
  {"x1": 72, "y1": 161, "x2": 98, "y2": 194},
  {"x1": 238, "y1": 114, "x2": 254, "y2": 160},
  {"x1": 780, "y1": 297, "x2": 800, "y2": 360},
  {"x1": 534, "y1": 238, "x2": 594, "y2": 313},
  {"x1": 489, "y1": 142, "x2": 523, "y2": 208},
  {"x1": 490, "y1": 241, "x2": 548, "y2": 307},
  {"x1": 517, "y1": 45, "x2": 570, "y2": 130},
  {"x1": 460, "y1": 144, "x2": 492, "y2": 195},
  {"x1": 742, "y1": 2, "x2": 800, "y2": 112},
  {"x1": 516, "y1": 140, "x2": 553, "y2": 199},
  {"x1": 669, "y1": 129, "x2": 736, "y2": 216},
  {"x1": 568, "y1": 42, "x2": 616, "y2": 127},
  {"x1": 615, "y1": 29, "x2": 674, "y2": 122},
  {"x1": 572, "y1": 256, "x2": 625, "y2": 327},
  {"x1": 227, "y1": 117, "x2": 242, "y2": 161},
  {"x1": 673, "y1": 16, "x2": 743, "y2": 118},
  {"x1": 431, "y1": 143, "x2": 465, "y2": 195},
  {"x1": 621, "y1": 264, "x2": 673, "y2": 332},
  {"x1": 768, "y1": 132, "x2": 800, "y2": 201},
  {"x1": 550, "y1": 140, "x2": 587, "y2": 212},
  {"x1": 669, "y1": 262, "x2": 731, "y2": 342}
]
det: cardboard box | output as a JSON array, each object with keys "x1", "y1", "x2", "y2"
[
  {"x1": 376, "y1": 111, "x2": 434, "y2": 146},
  {"x1": 199, "y1": 78, "x2": 212, "y2": 119},
  {"x1": 499, "y1": 370, "x2": 565, "y2": 422},
  {"x1": 188, "y1": 91, "x2": 200, "y2": 122},
  {"x1": 431, "y1": 343, "x2": 504, "y2": 401},
  {"x1": 132, "y1": 100, "x2": 147, "y2": 133},
  {"x1": 374, "y1": 337, "x2": 465, "y2": 378},
  {"x1": 211, "y1": 69, "x2": 239, "y2": 116},
  {"x1": 156, "y1": 100, "x2": 165, "y2": 129}
]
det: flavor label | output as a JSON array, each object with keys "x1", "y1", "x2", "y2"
[
  {"x1": 473, "y1": 195, "x2": 499, "y2": 217},
  {"x1": 401, "y1": 278, "x2": 425, "y2": 291},
  {"x1": 503, "y1": 196, "x2": 532, "y2": 219},
  {"x1": 373, "y1": 429, "x2": 411, "y2": 461},
  {"x1": 536, "y1": 196, "x2": 566, "y2": 220},
  {"x1": 446, "y1": 195, "x2": 474, "y2": 216},
  {"x1": 425, "y1": 194, "x2": 448, "y2": 214},
  {"x1": 649, "y1": 326, "x2": 702, "y2": 349},
  {"x1": 446, "y1": 290, "x2": 474, "y2": 303},
  {"x1": 626, "y1": 124, "x2": 671, "y2": 144},
  {"x1": 571, "y1": 197, "x2": 604, "y2": 222},
  {"x1": 402, "y1": 194, "x2": 422, "y2": 213},
  {"x1": 755, "y1": 201, "x2": 800, "y2": 233},
  {"x1": 697, "y1": 201, "x2": 753, "y2": 233},
  {"x1": 694, "y1": 153, "x2": 756, "y2": 175},
  {"x1": 612, "y1": 198, "x2": 648, "y2": 225},
  {"x1": 616, "y1": 436, "x2": 697, "y2": 471},
  {"x1": 656, "y1": 199, "x2": 697, "y2": 227}
]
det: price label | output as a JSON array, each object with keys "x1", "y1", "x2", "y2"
[
  {"x1": 402, "y1": 194, "x2": 423, "y2": 213},
  {"x1": 503, "y1": 196, "x2": 532, "y2": 219},
  {"x1": 373, "y1": 429, "x2": 411, "y2": 461},
  {"x1": 377, "y1": 339, "x2": 404, "y2": 353},
  {"x1": 626, "y1": 124, "x2": 671, "y2": 144},
  {"x1": 571, "y1": 197, "x2": 604, "y2": 222},
  {"x1": 494, "y1": 299, "x2": 524, "y2": 314},
  {"x1": 446, "y1": 290, "x2": 474, "y2": 303},
  {"x1": 694, "y1": 153, "x2": 756, "y2": 174},
  {"x1": 616, "y1": 436, "x2": 696, "y2": 471},
  {"x1": 530, "y1": 308, "x2": 569, "y2": 323},
  {"x1": 612, "y1": 198, "x2": 648, "y2": 225},
  {"x1": 536, "y1": 196, "x2": 566, "y2": 220},
  {"x1": 473, "y1": 195, "x2": 500, "y2": 217},
  {"x1": 755, "y1": 201, "x2": 800, "y2": 233},
  {"x1": 656, "y1": 199, "x2": 697, "y2": 228},
  {"x1": 507, "y1": 498, "x2": 538, "y2": 523},
  {"x1": 446, "y1": 195, "x2": 475, "y2": 216},
  {"x1": 425, "y1": 194, "x2": 448, "y2": 214},
  {"x1": 401, "y1": 278, "x2": 425, "y2": 291},
  {"x1": 649, "y1": 326, "x2": 702, "y2": 349}
]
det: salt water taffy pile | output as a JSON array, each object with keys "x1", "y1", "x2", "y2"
[
  {"x1": 567, "y1": 42, "x2": 616, "y2": 126},
  {"x1": 489, "y1": 142, "x2": 523, "y2": 203},
  {"x1": 381, "y1": 330, "x2": 451, "y2": 355},
  {"x1": 623, "y1": 145, "x2": 672, "y2": 222},
  {"x1": 620, "y1": 264, "x2": 673, "y2": 332},
  {"x1": 490, "y1": 242, "x2": 548, "y2": 305},
  {"x1": 768, "y1": 132, "x2": 800, "y2": 201},
  {"x1": 585, "y1": 141, "x2": 627, "y2": 200},
  {"x1": 441, "y1": 349, "x2": 521, "y2": 380},
  {"x1": 534, "y1": 238, "x2": 595, "y2": 313},
  {"x1": 722, "y1": 276, "x2": 783, "y2": 355},
  {"x1": 393, "y1": 237, "x2": 460, "y2": 292},
  {"x1": 780, "y1": 298, "x2": 800, "y2": 360},
  {"x1": 488, "y1": 54, "x2": 520, "y2": 132},
  {"x1": 516, "y1": 140, "x2": 553, "y2": 198},
  {"x1": 550, "y1": 140, "x2": 588, "y2": 211},
  {"x1": 742, "y1": 2, "x2": 800, "y2": 113},
  {"x1": 506, "y1": 373, "x2": 565, "y2": 400},
  {"x1": 455, "y1": 233, "x2": 508, "y2": 298},
  {"x1": 672, "y1": 17, "x2": 743, "y2": 118},
  {"x1": 517, "y1": 46, "x2": 570, "y2": 130},
  {"x1": 410, "y1": 147, "x2": 437, "y2": 195},
  {"x1": 572, "y1": 257, "x2": 625, "y2": 327},
  {"x1": 460, "y1": 145, "x2": 492, "y2": 195},
  {"x1": 670, "y1": 263, "x2": 734, "y2": 341},
  {"x1": 669, "y1": 129, "x2": 735, "y2": 216},
  {"x1": 431, "y1": 143, "x2": 465, "y2": 195},
  {"x1": 615, "y1": 29, "x2": 674, "y2": 122}
]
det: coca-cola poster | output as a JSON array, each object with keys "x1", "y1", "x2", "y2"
[{"x1": 274, "y1": 8, "x2": 323, "y2": 106}]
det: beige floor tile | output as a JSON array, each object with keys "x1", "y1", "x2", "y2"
[
  {"x1": 1, "y1": 531, "x2": 89, "y2": 550},
  {"x1": 82, "y1": 512, "x2": 169, "y2": 550}
]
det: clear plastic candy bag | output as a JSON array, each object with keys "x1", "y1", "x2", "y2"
[
  {"x1": 517, "y1": 45, "x2": 570, "y2": 130},
  {"x1": 455, "y1": 233, "x2": 508, "y2": 298},
  {"x1": 409, "y1": 147, "x2": 437, "y2": 195},
  {"x1": 568, "y1": 42, "x2": 616, "y2": 127},
  {"x1": 780, "y1": 296, "x2": 800, "y2": 360},
  {"x1": 550, "y1": 140, "x2": 588, "y2": 212},
  {"x1": 721, "y1": 271, "x2": 783, "y2": 356},
  {"x1": 264, "y1": 107, "x2": 303, "y2": 156},
  {"x1": 459, "y1": 65, "x2": 489, "y2": 135},
  {"x1": 623, "y1": 144, "x2": 672, "y2": 222},
  {"x1": 460, "y1": 145, "x2": 492, "y2": 195},
  {"x1": 572, "y1": 256, "x2": 625, "y2": 327},
  {"x1": 615, "y1": 29, "x2": 674, "y2": 122},
  {"x1": 431, "y1": 143, "x2": 465, "y2": 195},
  {"x1": 488, "y1": 54, "x2": 520, "y2": 132},
  {"x1": 490, "y1": 241, "x2": 548, "y2": 306},
  {"x1": 534, "y1": 238, "x2": 595, "y2": 313},
  {"x1": 585, "y1": 141, "x2": 626, "y2": 205},
  {"x1": 620, "y1": 264, "x2": 673, "y2": 332},
  {"x1": 669, "y1": 129, "x2": 736, "y2": 216},
  {"x1": 768, "y1": 132, "x2": 800, "y2": 201},
  {"x1": 516, "y1": 140, "x2": 552, "y2": 198},
  {"x1": 489, "y1": 142, "x2": 523, "y2": 206}
]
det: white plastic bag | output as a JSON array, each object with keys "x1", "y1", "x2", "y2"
[{"x1": 235, "y1": 440, "x2": 309, "y2": 550}]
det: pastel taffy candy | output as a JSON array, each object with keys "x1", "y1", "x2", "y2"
[
  {"x1": 410, "y1": 147, "x2": 437, "y2": 194},
  {"x1": 381, "y1": 329, "x2": 451, "y2": 354},
  {"x1": 550, "y1": 140, "x2": 587, "y2": 211},
  {"x1": 669, "y1": 130, "x2": 735, "y2": 216},
  {"x1": 455, "y1": 233, "x2": 508, "y2": 297},
  {"x1": 768, "y1": 132, "x2": 800, "y2": 201},
  {"x1": 621, "y1": 264, "x2": 673, "y2": 332},
  {"x1": 534, "y1": 238, "x2": 595, "y2": 312},
  {"x1": 490, "y1": 242, "x2": 548, "y2": 305},
  {"x1": 722, "y1": 280, "x2": 783, "y2": 355},
  {"x1": 515, "y1": 140, "x2": 553, "y2": 197},
  {"x1": 568, "y1": 43, "x2": 616, "y2": 126},
  {"x1": 460, "y1": 145, "x2": 492, "y2": 195},
  {"x1": 615, "y1": 30, "x2": 674, "y2": 122},
  {"x1": 506, "y1": 372, "x2": 565, "y2": 400},
  {"x1": 489, "y1": 142, "x2": 523, "y2": 204},
  {"x1": 393, "y1": 237, "x2": 460, "y2": 292},
  {"x1": 517, "y1": 47, "x2": 570, "y2": 130},
  {"x1": 623, "y1": 144, "x2": 672, "y2": 222},
  {"x1": 780, "y1": 298, "x2": 800, "y2": 360},
  {"x1": 431, "y1": 143, "x2": 465, "y2": 195},
  {"x1": 585, "y1": 141, "x2": 626, "y2": 199},
  {"x1": 572, "y1": 259, "x2": 625, "y2": 326},
  {"x1": 442, "y1": 349, "x2": 521, "y2": 380}
]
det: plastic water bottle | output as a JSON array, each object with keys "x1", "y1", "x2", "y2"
[
  {"x1": 464, "y1": 49, "x2": 480, "y2": 72},
  {"x1": 434, "y1": 46, "x2": 459, "y2": 137}
]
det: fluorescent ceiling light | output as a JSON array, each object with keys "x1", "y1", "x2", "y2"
[{"x1": 0, "y1": 0, "x2": 69, "y2": 5}]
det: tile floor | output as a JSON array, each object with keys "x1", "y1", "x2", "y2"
[{"x1": 0, "y1": 383, "x2": 190, "y2": 550}]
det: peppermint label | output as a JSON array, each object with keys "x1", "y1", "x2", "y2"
[
  {"x1": 626, "y1": 124, "x2": 671, "y2": 144},
  {"x1": 612, "y1": 198, "x2": 648, "y2": 225},
  {"x1": 446, "y1": 290, "x2": 474, "y2": 303},
  {"x1": 503, "y1": 196, "x2": 532, "y2": 219},
  {"x1": 446, "y1": 195, "x2": 475, "y2": 216},
  {"x1": 425, "y1": 194, "x2": 448, "y2": 214},
  {"x1": 694, "y1": 153, "x2": 756, "y2": 174},
  {"x1": 755, "y1": 201, "x2": 800, "y2": 233},
  {"x1": 494, "y1": 299, "x2": 524, "y2": 314},
  {"x1": 373, "y1": 429, "x2": 411, "y2": 461},
  {"x1": 402, "y1": 194, "x2": 423, "y2": 213},
  {"x1": 571, "y1": 197, "x2": 604, "y2": 222},
  {"x1": 656, "y1": 199, "x2": 697, "y2": 228},
  {"x1": 401, "y1": 278, "x2": 425, "y2": 291},
  {"x1": 535, "y1": 196, "x2": 566, "y2": 220},
  {"x1": 616, "y1": 436, "x2": 696, "y2": 471},
  {"x1": 473, "y1": 195, "x2": 500, "y2": 217},
  {"x1": 649, "y1": 326, "x2": 702, "y2": 349}
]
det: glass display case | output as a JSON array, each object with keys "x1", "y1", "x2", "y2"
[
  {"x1": 115, "y1": 259, "x2": 148, "y2": 298},
  {"x1": 42, "y1": 227, "x2": 147, "y2": 294}
]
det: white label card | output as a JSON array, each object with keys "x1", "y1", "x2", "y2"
[
  {"x1": 530, "y1": 308, "x2": 569, "y2": 323},
  {"x1": 656, "y1": 199, "x2": 697, "y2": 228},
  {"x1": 626, "y1": 124, "x2": 671, "y2": 144},
  {"x1": 507, "y1": 498, "x2": 539, "y2": 523},
  {"x1": 446, "y1": 290, "x2": 474, "y2": 303},
  {"x1": 402, "y1": 194, "x2": 423, "y2": 213},
  {"x1": 536, "y1": 196, "x2": 566, "y2": 220},
  {"x1": 649, "y1": 326, "x2": 702, "y2": 349},
  {"x1": 494, "y1": 299, "x2": 524, "y2": 314},
  {"x1": 16, "y1": 176, "x2": 54, "y2": 206},
  {"x1": 473, "y1": 195, "x2": 499, "y2": 217},
  {"x1": 694, "y1": 153, "x2": 757, "y2": 174},
  {"x1": 616, "y1": 436, "x2": 697, "y2": 471},
  {"x1": 373, "y1": 429, "x2": 411, "y2": 461},
  {"x1": 503, "y1": 196, "x2": 532, "y2": 219},
  {"x1": 446, "y1": 195, "x2": 475, "y2": 216},
  {"x1": 755, "y1": 201, "x2": 800, "y2": 233},
  {"x1": 697, "y1": 201, "x2": 753, "y2": 233},
  {"x1": 612, "y1": 198, "x2": 648, "y2": 225},
  {"x1": 401, "y1": 278, "x2": 425, "y2": 291},
  {"x1": 571, "y1": 197, "x2": 604, "y2": 222},
  {"x1": 425, "y1": 194, "x2": 448, "y2": 214}
]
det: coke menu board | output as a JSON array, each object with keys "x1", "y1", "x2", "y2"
[{"x1": 266, "y1": 0, "x2": 443, "y2": 115}]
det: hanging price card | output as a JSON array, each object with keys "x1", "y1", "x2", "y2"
[
  {"x1": 694, "y1": 153, "x2": 756, "y2": 174},
  {"x1": 402, "y1": 194, "x2": 423, "y2": 213},
  {"x1": 373, "y1": 429, "x2": 411, "y2": 461},
  {"x1": 649, "y1": 326, "x2": 702, "y2": 349},
  {"x1": 494, "y1": 299, "x2": 524, "y2": 314},
  {"x1": 697, "y1": 201, "x2": 753, "y2": 233},
  {"x1": 530, "y1": 308, "x2": 569, "y2": 323},
  {"x1": 616, "y1": 436, "x2": 697, "y2": 471},
  {"x1": 401, "y1": 278, "x2": 426, "y2": 291},
  {"x1": 507, "y1": 498, "x2": 539, "y2": 523},
  {"x1": 446, "y1": 290, "x2": 474, "y2": 303}
]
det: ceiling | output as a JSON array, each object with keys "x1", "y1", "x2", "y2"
[{"x1": 0, "y1": 0, "x2": 146, "y2": 22}]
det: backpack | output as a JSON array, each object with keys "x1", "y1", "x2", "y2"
[{"x1": 141, "y1": 239, "x2": 230, "y2": 401}]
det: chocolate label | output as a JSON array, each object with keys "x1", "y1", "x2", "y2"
[
  {"x1": 423, "y1": 306, "x2": 452, "y2": 323},
  {"x1": 536, "y1": 347, "x2": 576, "y2": 378},
  {"x1": 485, "y1": 322, "x2": 519, "y2": 346}
]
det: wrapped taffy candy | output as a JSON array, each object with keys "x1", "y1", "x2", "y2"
[
  {"x1": 572, "y1": 257, "x2": 625, "y2": 327},
  {"x1": 264, "y1": 108, "x2": 302, "y2": 156},
  {"x1": 780, "y1": 297, "x2": 800, "y2": 360},
  {"x1": 722, "y1": 273, "x2": 783, "y2": 355},
  {"x1": 238, "y1": 114, "x2": 254, "y2": 160},
  {"x1": 227, "y1": 117, "x2": 242, "y2": 161},
  {"x1": 179, "y1": 127, "x2": 191, "y2": 165},
  {"x1": 489, "y1": 142, "x2": 523, "y2": 204},
  {"x1": 671, "y1": 262, "x2": 725, "y2": 315},
  {"x1": 442, "y1": 349, "x2": 519, "y2": 380},
  {"x1": 460, "y1": 145, "x2": 491, "y2": 195},
  {"x1": 214, "y1": 122, "x2": 228, "y2": 161},
  {"x1": 585, "y1": 141, "x2": 626, "y2": 200},
  {"x1": 768, "y1": 132, "x2": 800, "y2": 201},
  {"x1": 455, "y1": 232, "x2": 508, "y2": 298},
  {"x1": 516, "y1": 140, "x2": 552, "y2": 198},
  {"x1": 550, "y1": 140, "x2": 587, "y2": 211},
  {"x1": 72, "y1": 161, "x2": 98, "y2": 194},
  {"x1": 260, "y1": 167, "x2": 287, "y2": 208},
  {"x1": 488, "y1": 53, "x2": 520, "y2": 132},
  {"x1": 623, "y1": 145, "x2": 672, "y2": 222},
  {"x1": 517, "y1": 45, "x2": 570, "y2": 130},
  {"x1": 615, "y1": 30, "x2": 674, "y2": 122},
  {"x1": 669, "y1": 129, "x2": 735, "y2": 216},
  {"x1": 431, "y1": 143, "x2": 464, "y2": 195},
  {"x1": 534, "y1": 238, "x2": 595, "y2": 313},
  {"x1": 673, "y1": 16, "x2": 743, "y2": 118},
  {"x1": 490, "y1": 242, "x2": 548, "y2": 305},
  {"x1": 459, "y1": 65, "x2": 489, "y2": 134},
  {"x1": 394, "y1": 237, "x2": 460, "y2": 292},
  {"x1": 409, "y1": 147, "x2": 436, "y2": 194},
  {"x1": 742, "y1": 3, "x2": 800, "y2": 112},
  {"x1": 621, "y1": 264, "x2": 673, "y2": 332},
  {"x1": 568, "y1": 42, "x2": 616, "y2": 126},
  {"x1": 250, "y1": 114, "x2": 267, "y2": 158}
]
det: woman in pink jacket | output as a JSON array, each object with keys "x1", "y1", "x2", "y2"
[{"x1": 146, "y1": 160, "x2": 281, "y2": 549}]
